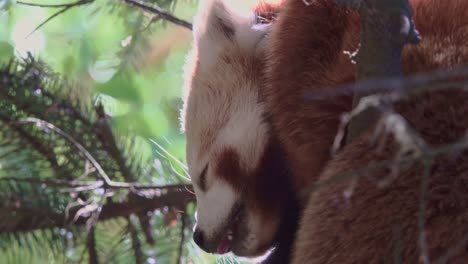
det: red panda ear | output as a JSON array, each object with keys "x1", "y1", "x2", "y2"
[
  {"x1": 193, "y1": 0, "x2": 236, "y2": 42},
  {"x1": 193, "y1": 0, "x2": 272, "y2": 66}
]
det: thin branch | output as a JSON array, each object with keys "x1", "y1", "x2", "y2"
[
  {"x1": 0, "y1": 113, "x2": 60, "y2": 170},
  {"x1": 0, "y1": 177, "x2": 102, "y2": 188},
  {"x1": 137, "y1": 212, "x2": 155, "y2": 246},
  {"x1": 123, "y1": 0, "x2": 192, "y2": 30},
  {"x1": 304, "y1": 134, "x2": 468, "y2": 195},
  {"x1": 128, "y1": 217, "x2": 144, "y2": 264},
  {"x1": 343, "y1": 0, "x2": 420, "y2": 143},
  {"x1": 17, "y1": 0, "x2": 94, "y2": 8},
  {"x1": 95, "y1": 103, "x2": 134, "y2": 182},
  {"x1": 87, "y1": 225, "x2": 99, "y2": 264},
  {"x1": 17, "y1": 117, "x2": 114, "y2": 185},
  {"x1": 0, "y1": 177, "x2": 192, "y2": 195},
  {"x1": 4, "y1": 184, "x2": 194, "y2": 233},
  {"x1": 304, "y1": 64, "x2": 468, "y2": 102},
  {"x1": 23, "y1": 0, "x2": 94, "y2": 36},
  {"x1": 85, "y1": 191, "x2": 109, "y2": 232},
  {"x1": 418, "y1": 158, "x2": 434, "y2": 264}
]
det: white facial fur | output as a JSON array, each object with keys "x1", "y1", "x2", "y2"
[
  {"x1": 181, "y1": 0, "x2": 273, "y2": 255},
  {"x1": 192, "y1": 175, "x2": 238, "y2": 237}
]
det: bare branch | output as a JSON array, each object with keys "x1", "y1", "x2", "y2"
[
  {"x1": 0, "y1": 113, "x2": 60, "y2": 170},
  {"x1": 418, "y1": 158, "x2": 434, "y2": 264},
  {"x1": 20, "y1": 0, "x2": 94, "y2": 36},
  {"x1": 122, "y1": 0, "x2": 192, "y2": 30},
  {"x1": 304, "y1": 64, "x2": 468, "y2": 102},
  {"x1": 3, "y1": 184, "x2": 194, "y2": 233},
  {"x1": 137, "y1": 212, "x2": 155, "y2": 246},
  {"x1": 95, "y1": 103, "x2": 134, "y2": 182},
  {"x1": 128, "y1": 217, "x2": 144, "y2": 264},
  {"x1": 342, "y1": 0, "x2": 420, "y2": 143},
  {"x1": 17, "y1": 0, "x2": 94, "y2": 8},
  {"x1": 17, "y1": 0, "x2": 192, "y2": 34},
  {"x1": 305, "y1": 133, "x2": 468, "y2": 195},
  {"x1": 87, "y1": 225, "x2": 99, "y2": 264},
  {"x1": 17, "y1": 117, "x2": 114, "y2": 185}
]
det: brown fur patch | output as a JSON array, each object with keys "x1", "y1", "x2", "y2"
[
  {"x1": 265, "y1": 0, "x2": 360, "y2": 203},
  {"x1": 216, "y1": 147, "x2": 246, "y2": 192},
  {"x1": 264, "y1": 0, "x2": 468, "y2": 262}
]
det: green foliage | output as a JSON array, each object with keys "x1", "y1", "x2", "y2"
[
  {"x1": 0, "y1": 1, "x2": 253, "y2": 263},
  {"x1": 0, "y1": 56, "x2": 193, "y2": 263}
]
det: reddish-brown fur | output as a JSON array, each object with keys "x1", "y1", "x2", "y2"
[
  {"x1": 265, "y1": 0, "x2": 468, "y2": 262},
  {"x1": 265, "y1": 0, "x2": 359, "y2": 197}
]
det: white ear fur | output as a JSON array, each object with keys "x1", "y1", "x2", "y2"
[{"x1": 193, "y1": 0, "x2": 270, "y2": 66}]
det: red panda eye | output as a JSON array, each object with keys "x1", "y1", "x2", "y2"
[{"x1": 198, "y1": 164, "x2": 208, "y2": 192}]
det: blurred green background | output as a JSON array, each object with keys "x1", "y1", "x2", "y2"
[
  {"x1": 0, "y1": 0, "x2": 251, "y2": 263},
  {"x1": 0, "y1": 0, "x2": 193, "y2": 165}
]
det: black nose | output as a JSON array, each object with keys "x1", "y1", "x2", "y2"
[{"x1": 193, "y1": 229, "x2": 209, "y2": 252}]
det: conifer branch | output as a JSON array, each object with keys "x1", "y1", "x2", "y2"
[
  {"x1": 3, "y1": 183, "x2": 193, "y2": 233},
  {"x1": 128, "y1": 217, "x2": 144, "y2": 264},
  {"x1": 87, "y1": 226, "x2": 99, "y2": 264}
]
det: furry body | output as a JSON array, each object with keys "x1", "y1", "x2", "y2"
[
  {"x1": 265, "y1": 0, "x2": 468, "y2": 263},
  {"x1": 181, "y1": 0, "x2": 295, "y2": 260},
  {"x1": 182, "y1": 0, "x2": 468, "y2": 263}
]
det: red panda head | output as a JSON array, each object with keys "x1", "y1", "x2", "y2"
[{"x1": 180, "y1": 0, "x2": 291, "y2": 258}]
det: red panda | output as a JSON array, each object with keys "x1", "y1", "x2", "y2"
[
  {"x1": 265, "y1": 0, "x2": 468, "y2": 263},
  {"x1": 183, "y1": 0, "x2": 468, "y2": 263},
  {"x1": 181, "y1": 0, "x2": 296, "y2": 262}
]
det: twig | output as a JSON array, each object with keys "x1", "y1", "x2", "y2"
[
  {"x1": 84, "y1": 189, "x2": 108, "y2": 233},
  {"x1": 86, "y1": 225, "x2": 99, "y2": 264},
  {"x1": 17, "y1": 117, "x2": 114, "y2": 185},
  {"x1": 95, "y1": 103, "x2": 134, "y2": 182},
  {"x1": 137, "y1": 212, "x2": 155, "y2": 245},
  {"x1": 17, "y1": 0, "x2": 94, "y2": 8},
  {"x1": 22, "y1": 0, "x2": 94, "y2": 36},
  {"x1": 0, "y1": 177, "x2": 102, "y2": 188},
  {"x1": 304, "y1": 135, "x2": 468, "y2": 195},
  {"x1": 418, "y1": 158, "x2": 434, "y2": 264},
  {"x1": 128, "y1": 217, "x2": 144, "y2": 264},
  {"x1": 0, "y1": 113, "x2": 60, "y2": 171},
  {"x1": 342, "y1": 0, "x2": 420, "y2": 143},
  {"x1": 122, "y1": 0, "x2": 192, "y2": 30},
  {"x1": 4, "y1": 183, "x2": 194, "y2": 232},
  {"x1": 0, "y1": 177, "x2": 191, "y2": 192},
  {"x1": 304, "y1": 64, "x2": 468, "y2": 102}
]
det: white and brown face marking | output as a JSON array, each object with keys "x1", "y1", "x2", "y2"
[{"x1": 180, "y1": 0, "x2": 286, "y2": 258}]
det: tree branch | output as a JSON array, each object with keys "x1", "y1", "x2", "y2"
[
  {"x1": 17, "y1": 117, "x2": 114, "y2": 185},
  {"x1": 95, "y1": 103, "x2": 134, "y2": 182},
  {"x1": 122, "y1": 0, "x2": 192, "y2": 30},
  {"x1": 128, "y1": 217, "x2": 144, "y2": 264},
  {"x1": 344, "y1": 0, "x2": 420, "y2": 143},
  {"x1": 3, "y1": 184, "x2": 194, "y2": 233},
  {"x1": 17, "y1": 0, "x2": 192, "y2": 31},
  {"x1": 17, "y1": 0, "x2": 94, "y2": 8},
  {"x1": 87, "y1": 225, "x2": 99, "y2": 264},
  {"x1": 19, "y1": 0, "x2": 94, "y2": 36}
]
